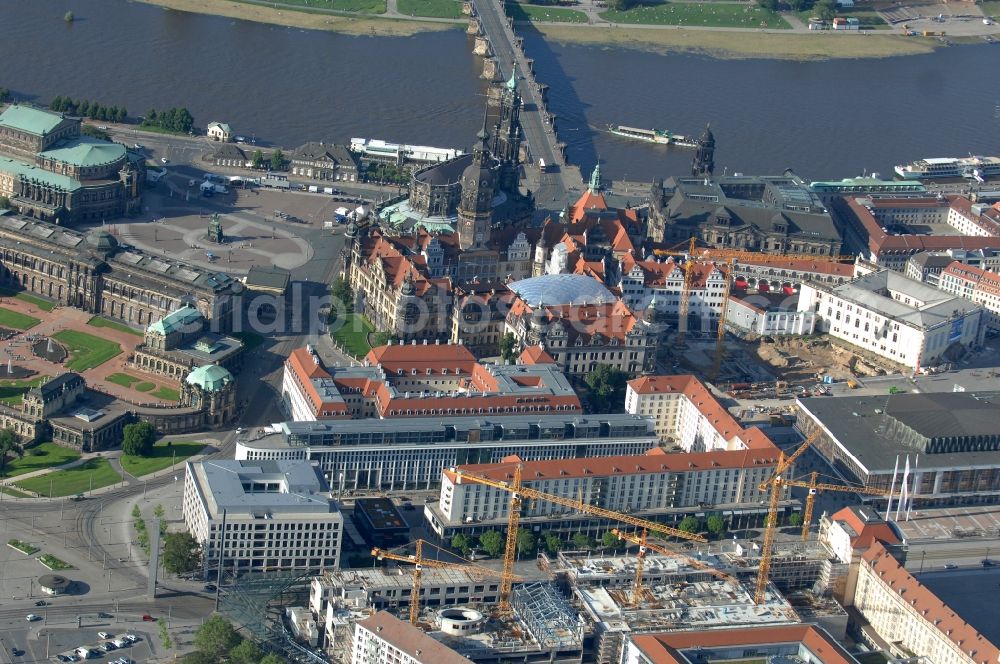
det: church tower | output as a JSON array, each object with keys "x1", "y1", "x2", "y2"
[
  {"x1": 492, "y1": 63, "x2": 524, "y2": 193},
  {"x1": 457, "y1": 123, "x2": 497, "y2": 252},
  {"x1": 691, "y1": 124, "x2": 716, "y2": 178}
]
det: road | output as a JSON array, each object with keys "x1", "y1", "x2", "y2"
[{"x1": 472, "y1": 0, "x2": 581, "y2": 213}]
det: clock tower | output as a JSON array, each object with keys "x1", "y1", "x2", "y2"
[{"x1": 457, "y1": 125, "x2": 497, "y2": 252}]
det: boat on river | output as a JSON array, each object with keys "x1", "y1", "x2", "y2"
[{"x1": 607, "y1": 125, "x2": 696, "y2": 148}]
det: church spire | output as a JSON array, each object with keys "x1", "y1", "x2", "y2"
[
  {"x1": 507, "y1": 62, "x2": 519, "y2": 91},
  {"x1": 588, "y1": 163, "x2": 602, "y2": 194}
]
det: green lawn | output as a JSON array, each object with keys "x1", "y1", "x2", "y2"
[
  {"x1": 120, "y1": 441, "x2": 204, "y2": 477},
  {"x1": 1, "y1": 442, "x2": 81, "y2": 478},
  {"x1": 508, "y1": 2, "x2": 589, "y2": 22},
  {"x1": 15, "y1": 458, "x2": 121, "y2": 497},
  {"x1": 87, "y1": 316, "x2": 143, "y2": 336},
  {"x1": 0, "y1": 486, "x2": 31, "y2": 498},
  {"x1": 332, "y1": 313, "x2": 376, "y2": 357},
  {"x1": 152, "y1": 386, "x2": 180, "y2": 401},
  {"x1": 397, "y1": 0, "x2": 465, "y2": 18},
  {"x1": 980, "y1": 1, "x2": 1000, "y2": 19},
  {"x1": 0, "y1": 286, "x2": 55, "y2": 312},
  {"x1": 0, "y1": 376, "x2": 49, "y2": 406},
  {"x1": 135, "y1": 382, "x2": 155, "y2": 392},
  {"x1": 106, "y1": 373, "x2": 141, "y2": 388},
  {"x1": 235, "y1": 331, "x2": 265, "y2": 351},
  {"x1": 234, "y1": 0, "x2": 387, "y2": 13},
  {"x1": 796, "y1": 8, "x2": 888, "y2": 29},
  {"x1": 0, "y1": 307, "x2": 41, "y2": 330},
  {"x1": 600, "y1": 1, "x2": 789, "y2": 28},
  {"x1": 51, "y1": 330, "x2": 122, "y2": 371}
]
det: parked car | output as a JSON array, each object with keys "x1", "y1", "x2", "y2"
[
  {"x1": 98, "y1": 632, "x2": 112, "y2": 640},
  {"x1": 26, "y1": 614, "x2": 41, "y2": 621},
  {"x1": 123, "y1": 635, "x2": 139, "y2": 644},
  {"x1": 203, "y1": 583, "x2": 217, "y2": 592},
  {"x1": 102, "y1": 644, "x2": 117, "y2": 652},
  {"x1": 98, "y1": 612, "x2": 113, "y2": 619},
  {"x1": 35, "y1": 600, "x2": 48, "y2": 606},
  {"x1": 141, "y1": 614, "x2": 155, "y2": 622}
]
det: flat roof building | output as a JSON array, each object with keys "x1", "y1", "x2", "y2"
[
  {"x1": 353, "y1": 498, "x2": 409, "y2": 548},
  {"x1": 797, "y1": 391, "x2": 1000, "y2": 506},
  {"x1": 182, "y1": 459, "x2": 343, "y2": 576},
  {"x1": 797, "y1": 269, "x2": 985, "y2": 370},
  {"x1": 236, "y1": 413, "x2": 659, "y2": 492}
]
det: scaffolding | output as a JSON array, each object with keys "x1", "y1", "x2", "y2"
[
  {"x1": 218, "y1": 569, "x2": 319, "y2": 659},
  {"x1": 511, "y1": 582, "x2": 584, "y2": 651}
]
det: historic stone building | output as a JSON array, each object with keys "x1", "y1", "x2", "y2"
[
  {"x1": 647, "y1": 174, "x2": 842, "y2": 256},
  {"x1": 290, "y1": 142, "x2": 359, "y2": 182},
  {"x1": 180, "y1": 364, "x2": 237, "y2": 429},
  {"x1": 490, "y1": 67, "x2": 524, "y2": 195},
  {"x1": 0, "y1": 214, "x2": 239, "y2": 329},
  {"x1": 0, "y1": 105, "x2": 144, "y2": 223},
  {"x1": 691, "y1": 124, "x2": 716, "y2": 177},
  {"x1": 130, "y1": 305, "x2": 244, "y2": 381}
]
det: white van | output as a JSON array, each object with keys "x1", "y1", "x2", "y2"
[
  {"x1": 75, "y1": 647, "x2": 90, "y2": 659},
  {"x1": 112, "y1": 640, "x2": 127, "y2": 649}
]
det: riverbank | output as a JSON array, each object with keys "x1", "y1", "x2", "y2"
[
  {"x1": 528, "y1": 23, "x2": 940, "y2": 59},
  {"x1": 136, "y1": 0, "x2": 459, "y2": 36}
]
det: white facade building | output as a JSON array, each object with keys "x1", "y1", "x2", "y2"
[
  {"x1": 352, "y1": 611, "x2": 473, "y2": 664},
  {"x1": 725, "y1": 293, "x2": 817, "y2": 336},
  {"x1": 182, "y1": 460, "x2": 343, "y2": 575},
  {"x1": 797, "y1": 270, "x2": 984, "y2": 370},
  {"x1": 938, "y1": 261, "x2": 1000, "y2": 330}
]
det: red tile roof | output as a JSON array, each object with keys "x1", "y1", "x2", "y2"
[
  {"x1": 630, "y1": 625, "x2": 857, "y2": 664},
  {"x1": 861, "y1": 542, "x2": 1000, "y2": 664},
  {"x1": 285, "y1": 348, "x2": 349, "y2": 417},
  {"x1": 829, "y1": 506, "x2": 900, "y2": 549},
  {"x1": 519, "y1": 345, "x2": 557, "y2": 365},
  {"x1": 446, "y1": 446, "x2": 781, "y2": 484},
  {"x1": 357, "y1": 611, "x2": 473, "y2": 664},
  {"x1": 365, "y1": 343, "x2": 478, "y2": 375},
  {"x1": 627, "y1": 375, "x2": 775, "y2": 450}
]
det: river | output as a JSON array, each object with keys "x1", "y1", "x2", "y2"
[{"x1": 3, "y1": 0, "x2": 999, "y2": 181}]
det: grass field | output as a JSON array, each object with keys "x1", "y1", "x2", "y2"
[
  {"x1": 0, "y1": 307, "x2": 41, "y2": 330},
  {"x1": 397, "y1": 0, "x2": 464, "y2": 18},
  {"x1": 120, "y1": 440, "x2": 204, "y2": 477},
  {"x1": 235, "y1": 0, "x2": 387, "y2": 13},
  {"x1": 600, "y1": 2, "x2": 789, "y2": 28},
  {"x1": 0, "y1": 286, "x2": 56, "y2": 312},
  {"x1": 0, "y1": 486, "x2": 31, "y2": 498},
  {"x1": 508, "y1": 2, "x2": 589, "y2": 22},
  {"x1": 135, "y1": 382, "x2": 155, "y2": 392},
  {"x1": 87, "y1": 316, "x2": 143, "y2": 336},
  {"x1": 796, "y1": 8, "x2": 889, "y2": 29},
  {"x1": 52, "y1": 330, "x2": 122, "y2": 371},
  {"x1": 332, "y1": 313, "x2": 376, "y2": 357},
  {"x1": 152, "y1": 386, "x2": 180, "y2": 401},
  {"x1": 1, "y1": 442, "x2": 81, "y2": 478},
  {"x1": 15, "y1": 458, "x2": 121, "y2": 497},
  {"x1": 106, "y1": 373, "x2": 141, "y2": 388},
  {"x1": 980, "y1": 1, "x2": 1000, "y2": 19},
  {"x1": 0, "y1": 376, "x2": 49, "y2": 406}
]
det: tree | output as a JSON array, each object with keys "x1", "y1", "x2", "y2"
[
  {"x1": 0, "y1": 196, "x2": 10, "y2": 210},
  {"x1": 50, "y1": 96, "x2": 64, "y2": 111},
  {"x1": 122, "y1": 421, "x2": 156, "y2": 457},
  {"x1": 451, "y1": 533, "x2": 472, "y2": 556},
  {"x1": 0, "y1": 89, "x2": 11, "y2": 104},
  {"x1": 162, "y1": 531, "x2": 201, "y2": 574},
  {"x1": 331, "y1": 278, "x2": 354, "y2": 313},
  {"x1": 499, "y1": 332, "x2": 518, "y2": 364},
  {"x1": 260, "y1": 655, "x2": 285, "y2": 664},
  {"x1": 678, "y1": 516, "x2": 701, "y2": 534},
  {"x1": 194, "y1": 615, "x2": 241, "y2": 658},
  {"x1": 78, "y1": 100, "x2": 91, "y2": 117},
  {"x1": 516, "y1": 529, "x2": 536, "y2": 557},
  {"x1": 572, "y1": 532, "x2": 593, "y2": 550},
  {"x1": 543, "y1": 533, "x2": 562, "y2": 555},
  {"x1": 229, "y1": 639, "x2": 263, "y2": 664},
  {"x1": 118, "y1": 107, "x2": 128, "y2": 122},
  {"x1": 814, "y1": 0, "x2": 837, "y2": 20},
  {"x1": 0, "y1": 428, "x2": 22, "y2": 477},
  {"x1": 479, "y1": 530, "x2": 504, "y2": 558},
  {"x1": 584, "y1": 364, "x2": 629, "y2": 412},
  {"x1": 251, "y1": 149, "x2": 264, "y2": 169},
  {"x1": 270, "y1": 149, "x2": 285, "y2": 171},
  {"x1": 182, "y1": 653, "x2": 216, "y2": 664},
  {"x1": 707, "y1": 514, "x2": 726, "y2": 537},
  {"x1": 602, "y1": 531, "x2": 623, "y2": 549},
  {"x1": 789, "y1": 512, "x2": 804, "y2": 527}
]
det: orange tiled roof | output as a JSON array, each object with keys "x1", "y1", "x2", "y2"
[
  {"x1": 285, "y1": 348, "x2": 349, "y2": 417},
  {"x1": 365, "y1": 343, "x2": 478, "y2": 375},
  {"x1": 829, "y1": 506, "x2": 900, "y2": 549},
  {"x1": 861, "y1": 542, "x2": 1000, "y2": 664},
  {"x1": 519, "y1": 345, "x2": 556, "y2": 365}
]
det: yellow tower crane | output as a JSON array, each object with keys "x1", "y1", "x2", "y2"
[
  {"x1": 453, "y1": 465, "x2": 708, "y2": 613},
  {"x1": 675, "y1": 236, "x2": 698, "y2": 347},
  {"x1": 710, "y1": 257, "x2": 737, "y2": 381},
  {"x1": 753, "y1": 430, "x2": 822, "y2": 605},
  {"x1": 372, "y1": 539, "x2": 518, "y2": 625},
  {"x1": 785, "y1": 472, "x2": 892, "y2": 541},
  {"x1": 611, "y1": 528, "x2": 738, "y2": 607}
]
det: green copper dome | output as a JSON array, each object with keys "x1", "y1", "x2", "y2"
[{"x1": 185, "y1": 364, "x2": 233, "y2": 392}]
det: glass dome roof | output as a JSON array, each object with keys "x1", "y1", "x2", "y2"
[{"x1": 507, "y1": 274, "x2": 617, "y2": 306}]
